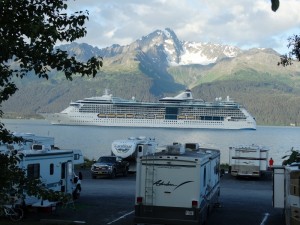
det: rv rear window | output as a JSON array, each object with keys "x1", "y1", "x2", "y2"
[
  {"x1": 27, "y1": 164, "x2": 40, "y2": 179},
  {"x1": 50, "y1": 163, "x2": 54, "y2": 175},
  {"x1": 74, "y1": 154, "x2": 80, "y2": 160},
  {"x1": 203, "y1": 166, "x2": 207, "y2": 187}
]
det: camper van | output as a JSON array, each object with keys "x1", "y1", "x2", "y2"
[
  {"x1": 111, "y1": 137, "x2": 157, "y2": 172},
  {"x1": 134, "y1": 142, "x2": 220, "y2": 225},
  {"x1": 229, "y1": 145, "x2": 269, "y2": 177},
  {"x1": 273, "y1": 164, "x2": 300, "y2": 225}
]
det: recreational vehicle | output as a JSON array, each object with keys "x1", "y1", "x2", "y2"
[
  {"x1": 229, "y1": 145, "x2": 269, "y2": 177},
  {"x1": 134, "y1": 142, "x2": 220, "y2": 225},
  {"x1": 273, "y1": 164, "x2": 300, "y2": 225},
  {"x1": 0, "y1": 132, "x2": 84, "y2": 205},
  {"x1": 111, "y1": 137, "x2": 157, "y2": 172},
  {"x1": 0, "y1": 132, "x2": 55, "y2": 153}
]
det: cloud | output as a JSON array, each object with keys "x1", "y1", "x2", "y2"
[{"x1": 66, "y1": 0, "x2": 300, "y2": 54}]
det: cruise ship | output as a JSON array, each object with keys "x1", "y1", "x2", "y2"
[{"x1": 42, "y1": 89, "x2": 256, "y2": 130}]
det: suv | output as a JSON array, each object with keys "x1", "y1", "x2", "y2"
[{"x1": 91, "y1": 156, "x2": 129, "y2": 179}]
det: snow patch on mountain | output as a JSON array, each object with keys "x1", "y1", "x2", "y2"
[
  {"x1": 160, "y1": 34, "x2": 242, "y2": 66},
  {"x1": 180, "y1": 50, "x2": 217, "y2": 65}
]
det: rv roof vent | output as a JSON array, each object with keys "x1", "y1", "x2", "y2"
[
  {"x1": 166, "y1": 143, "x2": 185, "y2": 155},
  {"x1": 185, "y1": 143, "x2": 199, "y2": 151}
]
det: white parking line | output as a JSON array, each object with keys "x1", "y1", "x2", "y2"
[
  {"x1": 260, "y1": 213, "x2": 270, "y2": 225},
  {"x1": 107, "y1": 210, "x2": 134, "y2": 224}
]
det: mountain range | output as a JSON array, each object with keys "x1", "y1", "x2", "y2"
[{"x1": 2, "y1": 28, "x2": 300, "y2": 126}]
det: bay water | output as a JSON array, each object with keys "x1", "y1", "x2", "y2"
[{"x1": 2, "y1": 119, "x2": 300, "y2": 165}]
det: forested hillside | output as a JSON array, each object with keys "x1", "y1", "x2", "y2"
[
  {"x1": 2, "y1": 29, "x2": 300, "y2": 126},
  {"x1": 3, "y1": 76, "x2": 300, "y2": 126},
  {"x1": 193, "y1": 80, "x2": 300, "y2": 126}
]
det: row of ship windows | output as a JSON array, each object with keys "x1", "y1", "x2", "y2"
[
  {"x1": 95, "y1": 114, "x2": 244, "y2": 120},
  {"x1": 71, "y1": 119, "x2": 224, "y2": 125},
  {"x1": 78, "y1": 106, "x2": 240, "y2": 112},
  {"x1": 69, "y1": 116, "x2": 230, "y2": 123},
  {"x1": 79, "y1": 105, "x2": 238, "y2": 109},
  {"x1": 78, "y1": 107, "x2": 240, "y2": 112},
  {"x1": 76, "y1": 110, "x2": 244, "y2": 117}
]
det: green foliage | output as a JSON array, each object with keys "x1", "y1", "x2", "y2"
[
  {"x1": 282, "y1": 148, "x2": 300, "y2": 165},
  {"x1": 193, "y1": 80, "x2": 300, "y2": 126},
  {"x1": 220, "y1": 163, "x2": 230, "y2": 171},
  {"x1": 0, "y1": 153, "x2": 25, "y2": 202},
  {"x1": 279, "y1": 35, "x2": 300, "y2": 67},
  {"x1": 75, "y1": 157, "x2": 95, "y2": 169},
  {"x1": 271, "y1": 0, "x2": 280, "y2": 12},
  {"x1": 0, "y1": 0, "x2": 102, "y2": 205},
  {"x1": 0, "y1": 153, "x2": 68, "y2": 204},
  {"x1": 0, "y1": 0, "x2": 103, "y2": 141}
]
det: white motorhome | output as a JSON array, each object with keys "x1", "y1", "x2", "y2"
[
  {"x1": 20, "y1": 150, "x2": 76, "y2": 200},
  {"x1": 111, "y1": 136, "x2": 157, "y2": 172},
  {"x1": 0, "y1": 132, "x2": 55, "y2": 153},
  {"x1": 134, "y1": 142, "x2": 220, "y2": 225},
  {"x1": 0, "y1": 132, "x2": 84, "y2": 205},
  {"x1": 0, "y1": 132, "x2": 84, "y2": 165},
  {"x1": 273, "y1": 164, "x2": 300, "y2": 225},
  {"x1": 229, "y1": 145, "x2": 269, "y2": 177}
]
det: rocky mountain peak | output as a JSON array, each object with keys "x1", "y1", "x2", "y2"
[{"x1": 56, "y1": 28, "x2": 278, "y2": 68}]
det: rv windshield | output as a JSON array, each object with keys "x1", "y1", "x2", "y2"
[{"x1": 98, "y1": 157, "x2": 116, "y2": 163}]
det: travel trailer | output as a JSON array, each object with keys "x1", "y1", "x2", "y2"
[
  {"x1": 134, "y1": 142, "x2": 220, "y2": 225},
  {"x1": 229, "y1": 145, "x2": 269, "y2": 177},
  {"x1": 111, "y1": 137, "x2": 157, "y2": 172},
  {"x1": 273, "y1": 164, "x2": 300, "y2": 225},
  {"x1": 0, "y1": 132, "x2": 84, "y2": 205}
]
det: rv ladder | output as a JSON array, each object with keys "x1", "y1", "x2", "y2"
[{"x1": 144, "y1": 155, "x2": 155, "y2": 212}]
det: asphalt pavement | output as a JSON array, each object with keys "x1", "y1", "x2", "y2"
[{"x1": 0, "y1": 170, "x2": 284, "y2": 225}]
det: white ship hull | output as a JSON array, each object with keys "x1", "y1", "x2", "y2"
[{"x1": 43, "y1": 112, "x2": 256, "y2": 130}]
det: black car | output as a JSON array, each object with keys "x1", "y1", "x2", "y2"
[{"x1": 91, "y1": 156, "x2": 129, "y2": 179}]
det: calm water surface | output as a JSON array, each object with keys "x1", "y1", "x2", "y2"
[{"x1": 2, "y1": 119, "x2": 300, "y2": 165}]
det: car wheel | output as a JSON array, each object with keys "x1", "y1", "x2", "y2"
[
  {"x1": 110, "y1": 169, "x2": 116, "y2": 179},
  {"x1": 123, "y1": 168, "x2": 128, "y2": 177}
]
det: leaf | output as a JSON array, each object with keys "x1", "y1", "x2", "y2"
[{"x1": 271, "y1": 0, "x2": 280, "y2": 12}]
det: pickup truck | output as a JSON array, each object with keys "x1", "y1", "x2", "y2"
[{"x1": 91, "y1": 156, "x2": 129, "y2": 179}]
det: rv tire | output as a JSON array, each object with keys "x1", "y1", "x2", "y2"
[{"x1": 199, "y1": 208, "x2": 208, "y2": 225}]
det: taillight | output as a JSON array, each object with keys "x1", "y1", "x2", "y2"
[
  {"x1": 137, "y1": 197, "x2": 143, "y2": 204},
  {"x1": 192, "y1": 200, "x2": 198, "y2": 208}
]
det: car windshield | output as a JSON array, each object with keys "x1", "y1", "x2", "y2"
[{"x1": 98, "y1": 157, "x2": 116, "y2": 163}]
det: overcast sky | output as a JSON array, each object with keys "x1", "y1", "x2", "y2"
[{"x1": 67, "y1": 0, "x2": 300, "y2": 54}]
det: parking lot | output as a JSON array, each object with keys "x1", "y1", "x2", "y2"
[{"x1": 0, "y1": 170, "x2": 284, "y2": 225}]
